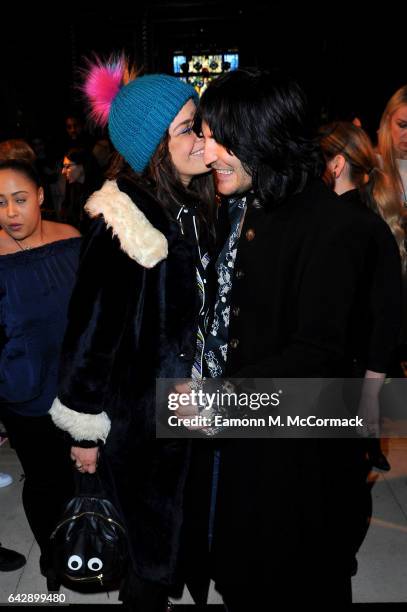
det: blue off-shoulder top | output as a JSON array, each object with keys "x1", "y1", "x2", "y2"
[{"x1": 0, "y1": 237, "x2": 81, "y2": 416}]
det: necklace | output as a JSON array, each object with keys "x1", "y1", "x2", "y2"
[
  {"x1": 11, "y1": 235, "x2": 42, "y2": 251},
  {"x1": 11, "y1": 236, "x2": 31, "y2": 251}
]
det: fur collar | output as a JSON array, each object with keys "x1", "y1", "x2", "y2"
[{"x1": 85, "y1": 180, "x2": 168, "y2": 269}]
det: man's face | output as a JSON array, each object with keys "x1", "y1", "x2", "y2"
[
  {"x1": 66, "y1": 117, "x2": 82, "y2": 140},
  {"x1": 202, "y1": 120, "x2": 252, "y2": 196}
]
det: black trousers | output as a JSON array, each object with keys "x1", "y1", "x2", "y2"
[{"x1": 0, "y1": 407, "x2": 74, "y2": 565}]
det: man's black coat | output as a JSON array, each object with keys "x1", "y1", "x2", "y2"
[{"x1": 183, "y1": 179, "x2": 401, "y2": 602}]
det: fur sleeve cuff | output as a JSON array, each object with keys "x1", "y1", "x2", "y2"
[
  {"x1": 49, "y1": 397, "x2": 111, "y2": 444},
  {"x1": 85, "y1": 180, "x2": 168, "y2": 269}
]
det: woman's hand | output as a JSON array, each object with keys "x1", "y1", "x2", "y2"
[
  {"x1": 172, "y1": 382, "x2": 203, "y2": 429},
  {"x1": 70, "y1": 446, "x2": 99, "y2": 474}
]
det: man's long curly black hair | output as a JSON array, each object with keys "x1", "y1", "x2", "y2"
[{"x1": 198, "y1": 68, "x2": 324, "y2": 206}]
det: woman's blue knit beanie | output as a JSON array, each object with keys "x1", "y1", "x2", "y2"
[{"x1": 109, "y1": 74, "x2": 198, "y2": 172}]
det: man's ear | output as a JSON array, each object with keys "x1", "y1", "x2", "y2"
[{"x1": 331, "y1": 154, "x2": 346, "y2": 179}]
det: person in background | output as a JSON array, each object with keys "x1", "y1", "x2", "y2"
[
  {"x1": 319, "y1": 121, "x2": 403, "y2": 470},
  {"x1": 91, "y1": 128, "x2": 113, "y2": 169},
  {"x1": 60, "y1": 146, "x2": 102, "y2": 230},
  {"x1": 378, "y1": 85, "x2": 407, "y2": 209},
  {"x1": 378, "y1": 86, "x2": 407, "y2": 372},
  {"x1": 64, "y1": 113, "x2": 94, "y2": 152},
  {"x1": 0, "y1": 160, "x2": 81, "y2": 583},
  {"x1": 30, "y1": 136, "x2": 64, "y2": 221},
  {"x1": 0, "y1": 141, "x2": 51, "y2": 575}
]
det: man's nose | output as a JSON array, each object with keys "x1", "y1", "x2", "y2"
[{"x1": 203, "y1": 140, "x2": 218, "y2": 167}]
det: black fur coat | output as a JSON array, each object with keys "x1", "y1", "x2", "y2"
[{"x1": 50, "y1": 177, "x2": 200, "y2": 586}]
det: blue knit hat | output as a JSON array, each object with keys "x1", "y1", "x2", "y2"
[{"x1": 108, "y1": 75, "x2": 198, "y2": 173}]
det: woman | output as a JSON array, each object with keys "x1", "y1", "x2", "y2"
[
  {"x1": 49, "y1": 56, "x2": 214, "y2": 610},
  {"x1": 61, "y1": 146, "x2": 102, "y2": 230},
  {"x1": 378, "y1": 86, "x2": 407, "y2": 371},
  {"x1": 378, "y1": 85, "x2": 407, "y2": 210},
  {"x1": 0, "y1": 159, "x2": 81, "y2": 577},
  {"x1": 319, "y1": 121, "x2": 403, "y2": 472}
]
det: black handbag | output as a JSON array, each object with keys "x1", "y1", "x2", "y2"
[{"x1": 48, "y1": 460, "x2": 128, "y2": 592}]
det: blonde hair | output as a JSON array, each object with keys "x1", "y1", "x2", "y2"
[
  {"x1": 319, "y1": 121, "x2": 406, "y2": 261},
  {"x1": 378, "y1": 85, "x2": 407, "y2": 197}
]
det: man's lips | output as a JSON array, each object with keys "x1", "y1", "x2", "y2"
[{"x1": 213, "y1": 168, "x2": 234, "y2": 175}]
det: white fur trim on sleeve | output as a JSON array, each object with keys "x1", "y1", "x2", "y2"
[
  {"x1": 49, "y1": 397, "x2": 111, "y2": 444},
  {"x1": 85, "y1": 180, "x2": 168, "y2": 269}
]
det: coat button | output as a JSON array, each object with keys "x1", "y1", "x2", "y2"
[
  {"x1": 232, "y1": 306, "x2": 240, "y2": 317},
  {"x1": 235, "y1": 269, "x2": 245, "y2": 279},
  {"x1": 229, "y1": 338, "x2": 239, "y2": 349},
  {"x1": 245, "y1": 228, "x2": 255, "y2": 241}
]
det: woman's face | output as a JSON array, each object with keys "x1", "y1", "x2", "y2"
[
  {"x1": 0, "y1": 169, "x2": 43, "y2": 240},
  {"x1": 168, "y1": 99, "x2": 208, "y2": 186},
  {"x1": 390, "y1": 104, "x2": 407, "y2": 159},
  {"x1": 62, "y1": 157, "x2": 84, "y2": 183}
]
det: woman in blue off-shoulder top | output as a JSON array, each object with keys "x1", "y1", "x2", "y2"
[{"x1": 0, "y1": 159, "x2": 80, "y2": 580}]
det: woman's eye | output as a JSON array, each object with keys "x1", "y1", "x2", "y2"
[
  {"x1": 16, "y1": 199, "x2": 26, "y2": 204},
  {"x1": 180, "y1": 126, "x2": 193, "y2": 135}
]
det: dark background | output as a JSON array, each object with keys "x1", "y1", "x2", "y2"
[{"x1": 1, "y1": 1, "x2": 405, "y2": 145}]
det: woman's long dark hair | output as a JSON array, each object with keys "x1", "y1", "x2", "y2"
[{"x1": 199, "y1": 68, "x2": 324, "y2": 206}]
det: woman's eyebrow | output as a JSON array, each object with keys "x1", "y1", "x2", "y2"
[
  {"x1": 173, "y1": 117, "x2": 194, "y2": 131},
  {"x1": 0, "y1": 191, "x2": 29, "y2": 196}
]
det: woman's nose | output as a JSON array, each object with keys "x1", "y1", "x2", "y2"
[{"x1": 6, "y1": 203, "x2": 18, "y2": 217}]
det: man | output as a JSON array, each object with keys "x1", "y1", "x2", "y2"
[
  {"x1": 63, "y1": 114, "x2": 94, "y2": 154},
  {"x1": 193, "y1": 69, "x2": 383, "y2": 608}
]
